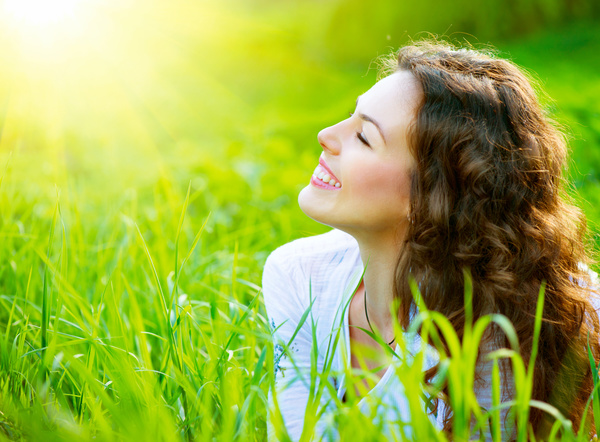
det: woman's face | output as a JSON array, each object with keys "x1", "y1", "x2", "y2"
[{"x1": 298, "y1": 70, "x2": 422, "y2": 238}]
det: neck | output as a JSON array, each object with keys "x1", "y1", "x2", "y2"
[{"x1": 352, "y1": 227, "x2": 406, "y2": 333}]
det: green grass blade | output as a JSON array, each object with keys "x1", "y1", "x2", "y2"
[{"x1": 41, "y1": 199, "x2": 60, "y2": 367}]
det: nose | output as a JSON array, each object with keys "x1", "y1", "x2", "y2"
[{"x1": 317, "y1": 124, "x2": 341, "y2": 155}]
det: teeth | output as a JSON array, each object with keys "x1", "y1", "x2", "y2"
[
  {"x1": 318, "y1": 174, "x2": 339, "y2": 187},
  {"x1": 312, "y1": 164, "x2": 341, "y2": 188}
]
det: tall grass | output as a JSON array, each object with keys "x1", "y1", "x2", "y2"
[{"x1": 0, "y1": 174, "x2": 272, "y2": 440}]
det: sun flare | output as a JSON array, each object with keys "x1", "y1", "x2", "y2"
[{"x1": 2, "y1": 0, "x2": 82, "y2": 27}]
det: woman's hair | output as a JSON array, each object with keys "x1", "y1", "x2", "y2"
[{"x1": 389, "y1": 41, "x2": 600, "y2": 436}]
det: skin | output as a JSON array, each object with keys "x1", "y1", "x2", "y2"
[{"x1": 298, "y1": 70, "x2": 424, "y2": 397}]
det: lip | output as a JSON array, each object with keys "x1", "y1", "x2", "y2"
[{"x1": 319, "y1": 157, "x2": 340, "y2": 182}]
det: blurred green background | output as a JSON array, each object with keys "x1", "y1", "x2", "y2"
[{"x1": 1, "y1": 0, "x2": 600, "y2": 439}]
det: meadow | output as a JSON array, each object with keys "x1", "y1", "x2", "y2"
[{"x1": 1, "y1": 0, "x2": 600, "y2": 440}]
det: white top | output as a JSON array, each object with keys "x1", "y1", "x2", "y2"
[{"x1": 262, "y1": 229, "x2": 472, "y2": 440}]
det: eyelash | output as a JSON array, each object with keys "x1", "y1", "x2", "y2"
[
  {"x1": 356, "y1": 132, "x2": 370, "y2": 147},
  {"x1": 348, "y1": 112, "x2": 371, "y2": 147}
]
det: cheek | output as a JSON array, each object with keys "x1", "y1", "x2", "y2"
[{"x1": 346, "y1": 162, "x2": 412, "y2": 206}]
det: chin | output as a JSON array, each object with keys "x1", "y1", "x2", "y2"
[
  {"x1": 298, "y1": 185, "x2": 333, "y2": 227},
  {"x1": 298, "y1": 185, "x2": 318, "y2": 219}
]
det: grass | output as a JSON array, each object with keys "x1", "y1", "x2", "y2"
[
  {"x1": 1, "y1": 3, "x2": 600, "y2": 440},
  {"x1": 0, "y1": 189, "x2": 272, "y2": 441}
]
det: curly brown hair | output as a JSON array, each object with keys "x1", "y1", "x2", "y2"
[{"x1": 390, "y1": 41, "x2": 600, "y2": 437}]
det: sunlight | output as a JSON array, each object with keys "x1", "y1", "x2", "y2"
[
  {"x1": 0, "y1": 0, "x2": 239, "y2": 160},
  {"x1": 3, "y1": 0, "x2": 82, "y2": 27}
]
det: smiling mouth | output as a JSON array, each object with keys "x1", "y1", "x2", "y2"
[{"x1": 311, "y1": 164, "x2": 341, "y2": 189}]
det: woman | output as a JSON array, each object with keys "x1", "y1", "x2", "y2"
[{"x1": 263, "y1": 41, "x2": 600, "y2": 440}]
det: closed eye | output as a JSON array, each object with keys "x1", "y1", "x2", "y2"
[
  {"x1": 349, "y1": 111, "x2": 371, "y2": 147},
  {"x1": 357, "y1": 132, "x2": 370, "y2": 147}
]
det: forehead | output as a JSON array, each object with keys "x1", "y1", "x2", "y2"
[{"x1": 358, "y1": 70, "x2": 422, "y2": 142}]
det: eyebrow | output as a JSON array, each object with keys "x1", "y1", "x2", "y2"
[{"x1": 355, "y1": 97, "x2": 387, "y2": 144}]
